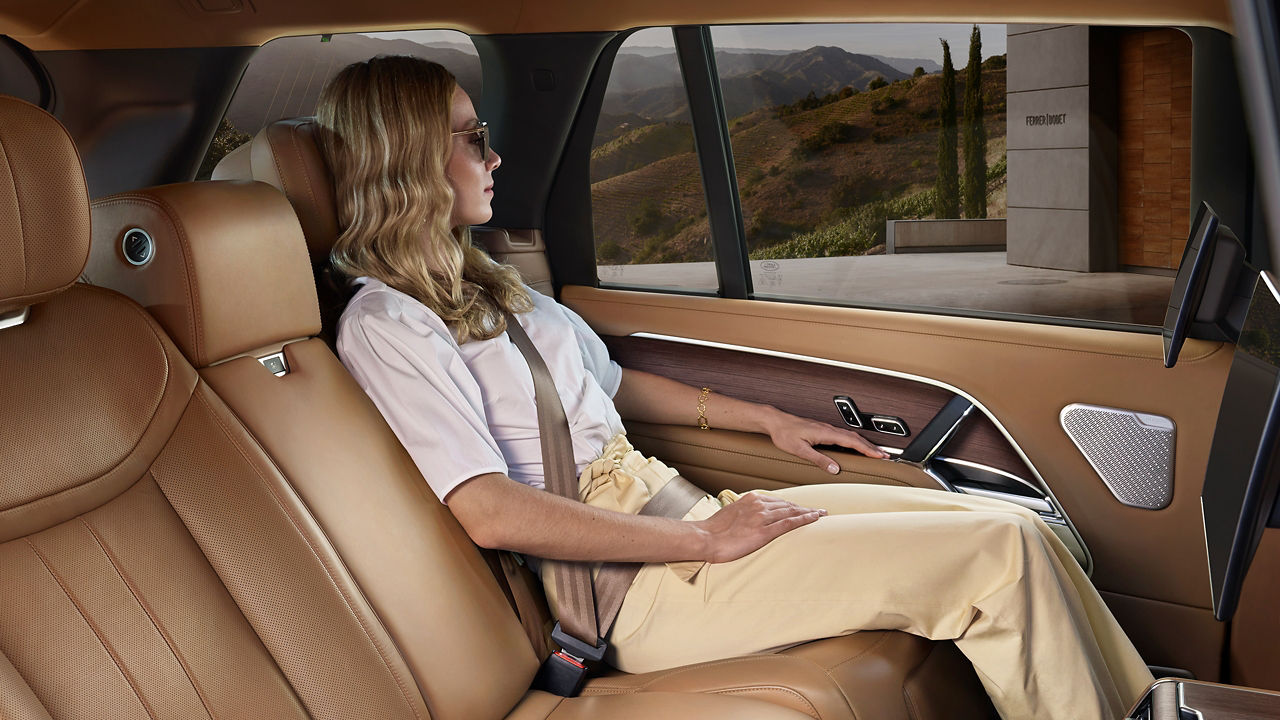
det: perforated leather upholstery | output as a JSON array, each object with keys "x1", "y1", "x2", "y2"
[
  {"x1": 0, "y1": 100, "x2": 89, "y2": 313},
  {"x1": 86, "y1": 181, "x2": 321, "y2": 367}
]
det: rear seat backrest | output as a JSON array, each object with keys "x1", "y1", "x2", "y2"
[{"x1": 215, "y1": 120, "x2": 554, "y2": 298}]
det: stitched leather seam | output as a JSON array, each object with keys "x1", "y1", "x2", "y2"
[
  {"x1": 902, "y1": 684, "x2": 923, "y2": 720},
  {"x1": 596, "y1": 656, "x2": 793, "y2": 691},
  {"x1": 582, "y1": 681, "x2": 823, "y2": 718},
  {"x1": 0, "y1": 133, "x2": 27, "y2": 291},
  {"x1": 190, "y1": 388, "x2": 426, "y2": 720},
  {"x1": 573, "y1": 293, "x2": 1225, "y2": 364},
  {"x1": 24, "y1": 537, "x2": 160, "y2": 720},
  {"x1": 80, "y1": 513, "x2": 218, "y2": 720},
  {"x1": 711, "y1": 687, "x2": 821, "y2": 718},
  {"x1": 284, "y1": 126, "x2": 320, "y2": 239},
  {"x1": 825, "y1": 632, "x2": 892, "y2": 673},
  {"x1": 0, "y1": 288, "x2": 175, "y2": 517},
  {"x1": 91, "y1": 196, "x2": 202, "y2": 364}
]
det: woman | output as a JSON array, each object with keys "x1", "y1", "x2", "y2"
[{"x1": 318, "y1": 55, "x2": 1153, "y2": 720}]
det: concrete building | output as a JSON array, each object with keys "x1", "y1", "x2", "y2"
[{"x1": 1005, "y1": 25, "x2": 1193, "y2": 274}]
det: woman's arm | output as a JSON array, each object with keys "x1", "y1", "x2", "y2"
[
  {"x1": 612, "y1": 367, "x2": 889, "y2": 472},
  {"x1": 448, "y1": 472, "x2": 825, "y2": 563}
]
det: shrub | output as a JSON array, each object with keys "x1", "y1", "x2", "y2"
[
  {"x1": 793, "y1": 121, "x2": 861, "y2": 157},
  {"x1": 750, "y1": 187, "x2": 937, "y2": 261},
  {"x1": 597, "y1": 240, "x2": 624, "y2": 262},
  {"x1": 868, "y1": 76, "x2": 889, "y2": 91},
  {"x1": 627, "y1": 197, "x2": 665, "y2": 236}
]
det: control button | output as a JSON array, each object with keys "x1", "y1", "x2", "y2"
[
  {"x1": 833, "y1": 396, "x2": 863, "y2": 428},
  {"x1": 871, "y1": 416, "x2": 908, "y2": 436}
]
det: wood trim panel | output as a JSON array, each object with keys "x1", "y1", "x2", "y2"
[{"x1": 605, "y1": 334, "x2": 1033, "y2": 480}]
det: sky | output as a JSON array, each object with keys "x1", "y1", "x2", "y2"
[{"x1": 365, "y1": 24, "x2": 1008, "y2": 64}]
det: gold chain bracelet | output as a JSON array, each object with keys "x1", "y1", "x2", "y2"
[{"x1": 697, "y1": 387, "x2": 711, "y2": 430}]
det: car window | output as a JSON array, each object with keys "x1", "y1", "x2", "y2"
[
  {"x1": 590, "y1": 27, "x2": 717, "y2": 292},
  {"x1": 593, "y1": 23, "x2": 1206, "y2": 327},
  {"x1": 197, "y1": 30, "x2": 481, "y2": 180}
]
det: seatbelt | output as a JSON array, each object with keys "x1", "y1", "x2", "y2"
[{"x1": 503, "y1": 312, "x2": 704, "y2": 696}]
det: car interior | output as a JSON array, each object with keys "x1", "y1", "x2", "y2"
[{"x1": 2, "y1": 0, "x2": 1280, "y2": 718}]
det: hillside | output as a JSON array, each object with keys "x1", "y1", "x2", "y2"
[{"x1": 591, "y1": 65, "x2": 1007, "y2": 264}]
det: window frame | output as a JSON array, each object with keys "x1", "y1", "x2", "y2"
[{"x1": 553, "y1": 22, "x2": 1254, "y2": 335}]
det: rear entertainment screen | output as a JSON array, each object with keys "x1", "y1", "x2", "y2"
[{"x1": 1202, "y1": 272, "x2": 1280, "y2": 621}]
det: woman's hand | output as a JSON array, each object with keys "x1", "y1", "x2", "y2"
[
  {"x1": 693, "y1": 492, "x2": 826, "y2": 563},
  {"x1": 763, "y1": 408, "x2": 890, "y2": 472}
]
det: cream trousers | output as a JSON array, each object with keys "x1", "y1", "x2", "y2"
[{"x1": 550, "y1": 435, "x2": 1155, "y2": 720}]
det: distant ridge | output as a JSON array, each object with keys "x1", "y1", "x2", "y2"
[
  {"x1": 604, "y1": 45, "x2": 909, "y2": 120},
  {"x1": 225, "y1": 34, "x2": 481, "y2": 134}
]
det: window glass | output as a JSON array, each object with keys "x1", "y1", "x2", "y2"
[
  {"x1": 198, "y1": 30, "x2": 481, "y2": 180},
  {"x1": 705, "y1": 23, "x2": 1188, "y2": 326},
  {"x1": 591, "y1": 27, "x2": 717, "y2": 292}
]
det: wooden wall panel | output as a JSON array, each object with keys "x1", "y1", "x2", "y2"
[
  {"x1": 605, "y1": 335, "x2": 1032, "y2": 480},
  {"x1": 1118, "y1": 28, "x2": 1194, "y2": 270}
]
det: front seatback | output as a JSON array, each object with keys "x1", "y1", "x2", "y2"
[
  {"x1": 83, "y1": 180, "x2": 542, "y2": 718},
  {"x1": 0, "y1": 100, "x2": 436, "y2": 720}
]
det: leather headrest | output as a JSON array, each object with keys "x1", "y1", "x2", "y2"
[
  {"x1": 0, "y1": 96, "x2": 91, "y2": 313},
  {"x1": 247, "y1": 118, "x2": 340, "y2": 268},
  {"x1": 85, "y1": 181, "x2": 321, "y2": 368}
]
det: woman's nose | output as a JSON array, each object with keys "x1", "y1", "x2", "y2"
[{"x1": 487, "y1": 148, "x2": 501, "y2": 171}]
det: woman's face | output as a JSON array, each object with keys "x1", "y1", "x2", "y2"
[{"x1": 446, "y1": 86, "x2": 501, "y2": 228}]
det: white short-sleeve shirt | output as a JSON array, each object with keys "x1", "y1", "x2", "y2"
[{"x1": 336, "y1": 277, "x2": 625, "y2": 502}]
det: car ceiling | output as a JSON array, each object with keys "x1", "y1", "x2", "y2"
[{"x1": 0, "y1": 0, "x2": 1233, "y2": 51}]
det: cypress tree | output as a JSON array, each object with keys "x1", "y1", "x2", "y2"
[
  {"x1": 962, "y1": 25, "x2": 988, "y2": 218},
  {"x1": 935, "y1": 39, "x2": 959, "y2": 219}
]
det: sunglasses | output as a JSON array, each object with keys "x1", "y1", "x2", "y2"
[{"x1": 450, "y1": 121, "x2": 490, "y2": 162}]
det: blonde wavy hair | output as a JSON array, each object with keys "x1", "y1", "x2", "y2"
[{"x1": 316, "y1": 55, "x2": 532, "y2": 342}]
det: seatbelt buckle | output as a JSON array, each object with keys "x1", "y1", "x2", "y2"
[{"x1": 530, "y1": 622, "x2": 607, "y2": 697}]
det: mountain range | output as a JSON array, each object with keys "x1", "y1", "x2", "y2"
[
  {"x1": 225, "y1": 33, "x2": 929, "y2": 134},
  {"x1": 224, "y1": 34, "x2": 481, "y2": 134},
  {"x1": 604, "y1": 46, "x2": 910, "y2": 120}
]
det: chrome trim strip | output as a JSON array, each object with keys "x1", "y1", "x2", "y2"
[
  {"x1": 934, "y1": 455, "x2": 1046, "y2": 496},
  {"x1": 628, "y1": 330, "x2": 1093, "y2": 574},
  {"x1": 950, "y1": 484, "x2": 1055, "y2": 514},
  {"x1": 1177, "y1": 682, "x2": 1206, "y2": 720},
  {"x1": 0, "y1": 306, "x2": 29, "y2": 331}
]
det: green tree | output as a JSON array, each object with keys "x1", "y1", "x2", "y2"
[
  {"x1": 913, "y1": 66, "x2": 925, "y2": 78},
  {"x1": 868, "y1": 76, "x2": 889, "y2": 91},
  {"x1": 962, "y1": 25, "x2": 988, "y2": 218},
  {"x1": 935, "y1": 40, "x2": 959, "y2": 219},
  {"x1": 196, "y1": 118, "x2": 252, "y2": 180}
]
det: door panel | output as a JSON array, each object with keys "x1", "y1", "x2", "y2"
[
  {"x1": 608, "y1": 334, "x2": 1034, "y2": 479},
  {"x1": 565, "y1": 284, "x2": 1235, "y2": 678}
]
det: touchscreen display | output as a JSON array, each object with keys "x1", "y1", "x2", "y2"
[{"x1": 1202, "y1": 272, "x2": 1280, "y2": 620}]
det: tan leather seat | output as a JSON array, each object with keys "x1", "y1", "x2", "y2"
[
  {"x1": 1, "y1": 94, "x2": 818, "y2": 719},
  {"x1": 197, "y1": 117, "x2": 997, "y2": 720}
]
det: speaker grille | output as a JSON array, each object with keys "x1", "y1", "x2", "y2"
[{"x1": 1060, "y1": 404, "x2": 1175, "y2": 510}]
